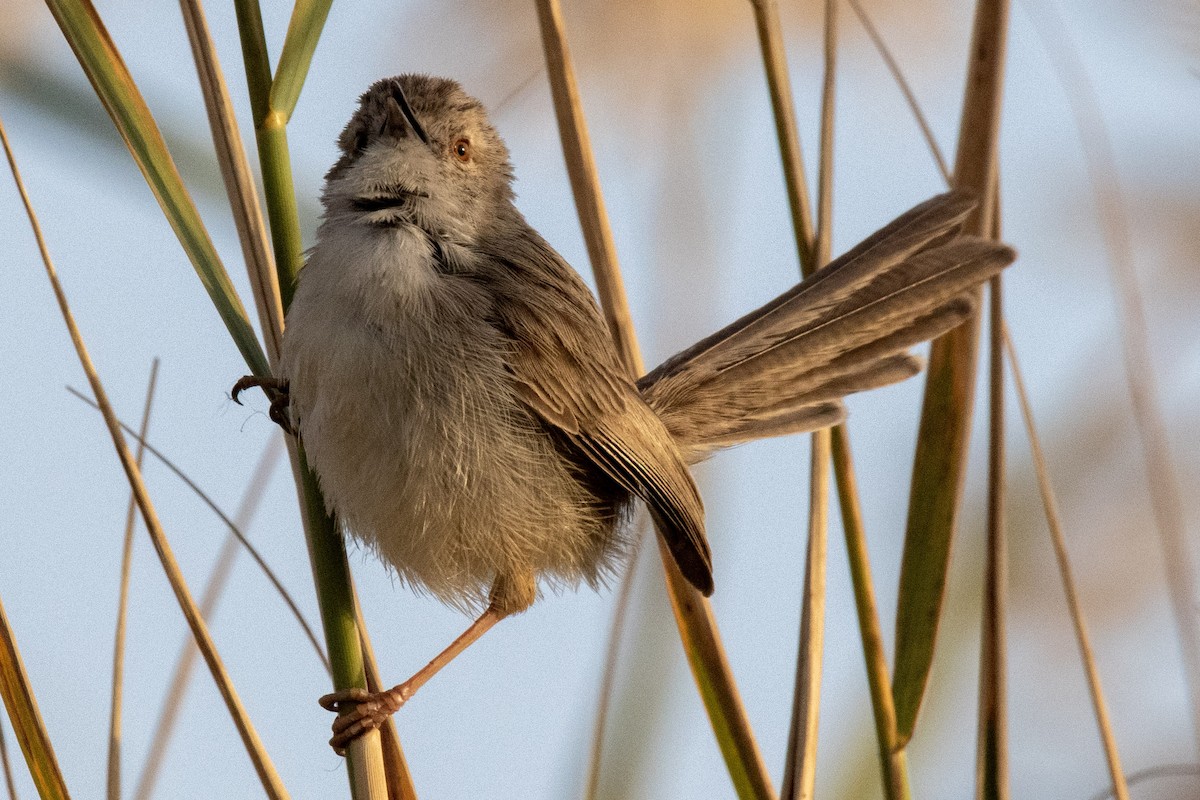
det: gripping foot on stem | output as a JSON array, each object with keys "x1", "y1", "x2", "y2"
[{"x1": 231, "y1": 375, "x2": 293, "y2": 435}]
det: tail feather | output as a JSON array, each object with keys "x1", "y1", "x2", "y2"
[
  {"x1": 643, "y1": 191, "x2": 977, "y2": 390},
  {"x1": 638, "y1": 193, "x2": 1016, "y2": 460},
  {"x1": 693, "y1": 402, "x2": 846, "y2": 456}
]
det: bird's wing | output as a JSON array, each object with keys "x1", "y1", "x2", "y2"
[{"x1": 482, "y1": 230, "x2": 713, "y2": 595}]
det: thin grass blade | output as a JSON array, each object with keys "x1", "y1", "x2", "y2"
[
  {"x1": 533, "y1": 3, "x2": 775, "y2": 797},
  {"x1": 228, "y1": 4, "x2": 389, "y2": 794},
  {"x1": 43, "y1": 0, "x2": 270, "y2": 379},
  {"x1": 0, "y1": 596, "x2": 70, "y2": 800},
  {"x1": 976, "y1": 264, "x2": 1009, "y2": 800},
  {"x1": 180, "y1": 0, "x2": 284, "y2": 365},
  {"x1": 1022, "y1": 0, "x2": 1200, "y2": 757},
  {"x1": 269, "y1": 0, "x2": 333, "y2": 122},
  {"x1": 1005, "y1": 328, "x2": 1130, "y2": 800},
  {"x1": 4, "y1": 113, "x2": 289, "y2": 800},
  {"x1": 67, "y1": 388, "x2": 328, "y2": 672},
  {"x1": 107, "y1": 359, "x2": 159, "y2": 800},
  {"x1": 892, "y1": 0, "x2": 1009, "y2": 746},
  {"x1": 780, "y1": 434, "x2": 829, "y2": 800},
  {"x1": 130, "y1": 438, "x2": 288, "y2": 800},
  {"x1": 781, "y1": 3, "x2": 836, "y2": 796},
  {"x1": 846, "y1": 0, "x2": 951, "y2": 184},
  {"x1": 748, "y1": 0, "x2": 816, "y2": 274}
]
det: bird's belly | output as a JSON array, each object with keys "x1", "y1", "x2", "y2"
[{"x1": 280, "y1": 290, "x2": 622, "y2": 610}]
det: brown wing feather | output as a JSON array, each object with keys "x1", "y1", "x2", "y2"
[{"x1": 483, "y1": 229, "x2": 713, "y2": 595}]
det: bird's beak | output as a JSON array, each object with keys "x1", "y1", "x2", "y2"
[{"x1": 389, "y1": 83, "x2": 430, "y2": 147}]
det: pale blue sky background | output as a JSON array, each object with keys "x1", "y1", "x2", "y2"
[{"x1": 2, "y1": 1, "x2": 1198, "y2": 797}]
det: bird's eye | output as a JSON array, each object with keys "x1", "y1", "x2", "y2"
[{"x1": 452, "y1": 138, "x2": 472, "y2": 162}]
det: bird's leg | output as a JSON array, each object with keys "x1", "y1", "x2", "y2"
[
  {"x1": 231, "y1": 375, "x2": 293, "y2": 435},
  {"x1": 319, "y1": 572, "x2": 536, "y2": 755}
]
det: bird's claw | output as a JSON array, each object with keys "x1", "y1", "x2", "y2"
[
  {"x1": 319, "y1": 688, "x2": 407, "y2": 756},
  {"x1": 231, "y1": 375, "x2": 294, "y2": 436}
]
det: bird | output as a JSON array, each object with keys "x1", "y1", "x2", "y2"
[{"x1": 233, "y1": 73, "x2": 1015, "y2": 752}]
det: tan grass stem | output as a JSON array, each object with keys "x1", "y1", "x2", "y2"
[
  {"x1": 855, "y1": 17, "x2": 1132, "y2": 795},
  {"x1": 750, "y1": 0, "x2": 909, "y2": 794},
  {"x1": 106, "y1": 359, "x2": 160, "y2": 800},
  {"x1": 0, "y1": 595, "x2": 69, "y2": 800},
  {"x1": 892, "y1": 0, "x2": 1008, "y2": 748},
  {"x1": 130, "y1": 438, "x2": 288, "y2": 800},
  {"x1": 67, "y1": 389, "x2": 327, "y2": 673},
  {"x1": 0, "y1": 722, "x2": 18, "y2": 800},
  {"x1": 4, "y1": 115, "x2": 289, "y2": 799},
  {"x1": 976, "y1": 258, "x2": 1010, "y2": 800},
  {"x1": 1004, "y1": 327, "x2": 1129, "y2": 800},
  {"x1": 1022, "y1": 0, "x2": 1200, "y2": 755},
  {"x1": 353, "y1": 591, "x2": 417, "y2": 800},
  {"x1": 846, "y1": 0, "x2": 951, "y2": 185},
  {"x1": 179, "y1": 0, "x2": 283, "y2": 365},
  {"x1": 583, "y1": 517, "x2": 648, "y2": 799},
  {"x1": 534, "y1": 2, "x2": 776, "y2": 797},
  {"x1": 782, "y1": 2, "x2": 836, "y2": 796},
  {"x1": 749, "y1": 0, "x2": 817, "y2": 275}
]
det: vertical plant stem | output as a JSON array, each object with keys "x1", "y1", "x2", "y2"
[
  {"x1": 751, "y1": 0, "x2": 909, "y2": 794},
  {"x1": 229, "y1": 4, "x2": 390, "y2": 795},
  {"x1": 107, "y1": 358, "x2": 160, "y2": 800},
  {"x1": 4, "y1": 111, "x2": 288, "y2": 800},
  {"x1": 584, "y1": 520, "x2": 647, "y2": 799},
  {"x1": 833, "y1": 428, "x2": 909, "y2": 800},
  {"x1": 781, "y1": 436, "x2": 828, "y2": 800},
  {"x1": 975, "y1": 273, "x2": 1009, "y2": 800},
  {"x1": 354, "y1": 591, "x2": 418, "y2": 800},
  {"x1": 892, "y1": 0, "x2": 1009, "y2": 744},
  {"x1": 0, "y1": 722, "x2": 18, "y2": 800},
  {"x1": 1023, "y1": 0, "x2": 1200, "y2": 755},
  {"x1": 534, "y1": 2, "x2": 774, "y2": 797},
  {"x1": 1004, "y1": 328, "x2": 1130, "y2": 800},
  {"x1": 132, "y1": 438, "x2": 285, "y2": 800},
  {"x1": 179, "y1": 0, "x2": 283, "y2": 364},
  {"x1": 0, "y1": 594, "x2": 68, "y2": 800},
  {"x1": 532, "y1": 0, "x2": 640, "y2": 370},
  {"x1": 748, "y1": 0, "x2": 816, "y2": 275},
  {"x1": 782, "y1": 2, "x2": 835, "y2": 796}
]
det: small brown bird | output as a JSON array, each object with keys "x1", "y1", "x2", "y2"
[{"x1": 235, "y1": 74, "x2": 1014, "y2": 751}]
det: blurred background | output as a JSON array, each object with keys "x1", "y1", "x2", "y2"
[{"x1": 1, "y1": 0, "x2": 1197, "y2": 797}]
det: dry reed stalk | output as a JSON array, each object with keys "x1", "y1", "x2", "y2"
[
  {"x1": 1022, "y1": 0, "x2": 1200, "y2": 757},
  {"x1": 0, "y1": 723, "x2": 18, "y2": 800},
  {"x1": 850, "y1": 7, "x2": 1132, "y2": 794},
  {"x1": 533, "y1": 2, "x2": 775, "y2": 797},
  {"x1": 4, "y1": 111, "x2": 288, "y2": 800},
  {"x1": 179, "y1": 0, "x2": 283, "y2": 365},
  {"x1": 893, "y1": 0, "x2": 1009, "y2": 747},
  {"x1": 583, "y1": 517, "x2": 649, "y2": 800},
  {"x1": 1005, "y1": 328, "x2": 1130, "y2": 800},
  {"x1": 131, "y1": 438, "x2": 287, "y2": 800},
  {"x1": 750, "y1": 0, "x2": 909, "y2": 794},
  {"x1": 353, "y1": 592, "x2": 416, "y2": 800},
  {"x1": 976, "y1": 232, "x2": 1010, "y2": 800},
  {"x1": 0, "y1": 594, "x2": 68, "y2": 800},
  {"x1": 781, "y1": 1, "x2": 836, "y2": 796},
  {"x1": 106, "y1": 359, "x2": 160, "y2": 800}
]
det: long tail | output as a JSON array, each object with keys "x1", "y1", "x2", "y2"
[{"x1": 638, "y1": 191, "x2": 1016, "y2": 463}]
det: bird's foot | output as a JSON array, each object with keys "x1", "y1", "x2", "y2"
[
  {"x1": 231, "y1": 375, "x2": 294, "y2": 435},
  {"x1": 319, "y1": 685, "x2": 410, "y2": 755}
]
